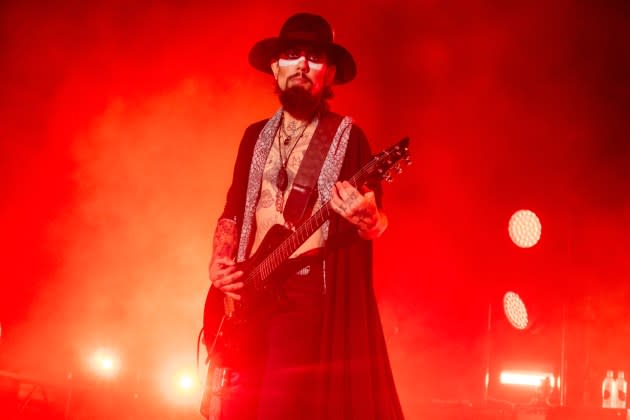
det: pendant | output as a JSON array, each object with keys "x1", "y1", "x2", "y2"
[
  {"x1": 276, "y1": 166, "x2": 288, "y2": 192},
  {"x1": 275, "y1": 189, "x2": 284, "y2": 213}
]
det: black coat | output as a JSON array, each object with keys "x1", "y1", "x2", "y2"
[{"x1": 219, "y1": 112, "x2": 404, "y2": 419}]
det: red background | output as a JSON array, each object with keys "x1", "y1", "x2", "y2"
[{"x1": 1, "y1": 0, "x2": 629, "y2": 417}]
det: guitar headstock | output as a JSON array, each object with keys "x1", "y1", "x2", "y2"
[{"x1": 367, "y1": 137, "x2": 411, "y2": 184}]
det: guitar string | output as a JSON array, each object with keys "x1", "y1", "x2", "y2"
[
  {"x1": 250, "y1": 151, "x2": 395, "y2": 282},
  {"x1": 254, "y1": 169, "x2": 372, "y2": 281},
  {"x1": 248, "y1": 146, "x2": 404, "y2": 283},
  {"x1": 252, "y1": 161, "x2": 377, "y2": 281}
]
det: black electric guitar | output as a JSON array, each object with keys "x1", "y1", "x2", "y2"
[{"x1": 202, "y1": 137, "x2": 411, "y2": 364}]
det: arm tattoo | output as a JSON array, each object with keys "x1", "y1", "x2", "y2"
[{"x1": 212, "y1": 218, "x2": 238, "y2": 259}]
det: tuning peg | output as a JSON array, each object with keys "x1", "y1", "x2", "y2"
[
  {"x1": 384, "y1": 174, "x2": 393, "y2": 183},
  {"x1": 394, "y1": 164, "x2": 403, "y2": 174},
  {"x1": 404, "y1": 156, "x2": 412, "y2": 165}
]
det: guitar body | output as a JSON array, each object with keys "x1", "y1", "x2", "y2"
[
  {"x1": 202, "y1": 223, "x2": 303, "y2": 364},
  {"x1": 201, "y1": 137, "x2": 410, "y2": 366}
]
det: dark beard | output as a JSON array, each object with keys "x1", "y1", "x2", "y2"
[{"x1": 278, "y1": 85, "x2": 323, "y2": 120}]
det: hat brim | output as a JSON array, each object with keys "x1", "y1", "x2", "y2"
[{"x1": 248, "y1": 37, "x2": 357, "y2": 84}]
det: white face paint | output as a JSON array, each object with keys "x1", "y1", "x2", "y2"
[{"x1": 278, "y1": 56, "x2": 324, "y2": 70}]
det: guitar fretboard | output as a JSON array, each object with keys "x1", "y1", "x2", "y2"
[{"x1": 247, "y1": 153, "x2": 388, "y2": 286}]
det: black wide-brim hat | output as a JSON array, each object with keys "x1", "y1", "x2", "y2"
[{"x1": 248, "y1": 13, "x2": 357, "y2": 84}]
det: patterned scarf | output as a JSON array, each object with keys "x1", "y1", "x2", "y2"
[{"x1": 236, "y1": 108, "x2": 353, "y2": 262}]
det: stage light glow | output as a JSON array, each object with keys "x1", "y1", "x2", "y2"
[
  {"x1": 508, "y1": 209, "x2": 541, "y2": 248},
  {"x1": 500, "y1": 371, "x2": 555, "y2": 387},
  {"x1": 165, "y1": 369, "x2": 199, "y2": 405},
  {"x1": 178, "y1": 373, "x2": 194, "y2": 390},
  {"x1": 90, "y1": 348, "x2": 120, "y2": 378},
  {"x1": 503, "y1": 291, "x2": 529, "y2": 330},
  {"x1": 159, "y1": 362, "x2": 202, "y2": 406},
  {"x1": 101, "y1": 358, "x2": 113, "y2": 370}
]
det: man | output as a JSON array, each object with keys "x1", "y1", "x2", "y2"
[{"x1": 203, "y1": 13, "x2": 404, "y2": 420}]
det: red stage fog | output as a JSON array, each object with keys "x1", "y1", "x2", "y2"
[{"x1": 1, "y1": 0, "x2": 629, "y2": 418}]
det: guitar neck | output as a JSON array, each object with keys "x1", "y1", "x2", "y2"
[
  {"x1": 251, "y1": 143, "x2": 403, "y2": 283},
  {"x1": 285, "y1": 202, "x2": 332, "y2": 257}
]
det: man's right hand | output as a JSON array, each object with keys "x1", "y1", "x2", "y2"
[{"x1": 209, "y1": 256, "x2": 244, "y2": 300}]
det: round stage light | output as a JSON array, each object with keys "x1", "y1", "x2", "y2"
[
  {"x1": 100, "y1": 357, "x2": 114, "y2": 370},
  {"x1": 503, "y1": 291, "x2": 529, "y2": 330},
  {"x1": 178, "y1": 373, "x2": 194, "y2": 390},
  {"x1": 159, "y1": 363, "x2": 201, "y2": 406},
  {"x1": 90, "y1": 348, "x2": 120, "y2": 378},
  {"x1": 508, "y1": 210, "x2": 541, "y2": 248}
]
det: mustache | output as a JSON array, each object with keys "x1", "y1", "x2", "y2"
[{"x1": 288, "y1": 73, "x2": 312, "y2": 83}]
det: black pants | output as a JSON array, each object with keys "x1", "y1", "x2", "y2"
[{"x1": 211, "y1": 263, "x2": 324, "y2": 420}]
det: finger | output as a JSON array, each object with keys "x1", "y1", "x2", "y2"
[
  {"x1": 341, "y1": 181, "x2": 360, "y2": 195},
  {"x1": 220, "y1": 265, "x2": 239, "y2": 275},
  {"x1": 363, "y1": 190, "x2": 376, "y2": 203},
  {"x1": 215, "y1": 256, "x2": 235, "y2": 267},
  {"x1": 331, "y1": 198, "x2": 348, "y2": 217},
  {"x1": 341, "y1": 181, "x2": 354, "y2": 189},
  {"x1": 335, "y1": 181, "x2": 351, "y2": 201},
  {"x1": 225, "y1": 292, "x2": 241, "y2": 301},
  {"x1": 214, "y1": 270, "x2": 243, "y2": 287},
  {"x1": 212, "y1": 272, "x2": 230, "y2": 287},
  {"x1": 341, "y1": 183, "x2": 365, "y2": 206},
  {"x1": 329, "y1": 193, "x2": 344, "y2": 214},
  {"x1": 213, "y1": 264, "x2": 239, "y2": 281},
  {"x1": 209, "y1": 258, "x2": 234, "y2": 277},
  {"x1": 331, "y1": 184, "x2": 342, "y2": 202},
  {"x1": 221, "y1": 282, "x2": 244, "y2": 292},
  {"x1": 342, "y1": 195, "x2": 365, "y2": 217},
  {"x1": 332, "y1": 183, "x2": 357, "y2": 207}
]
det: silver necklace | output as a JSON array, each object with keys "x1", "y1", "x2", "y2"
[{"x1": 275, "y1": 119, "x2": 309, "y2": 212}]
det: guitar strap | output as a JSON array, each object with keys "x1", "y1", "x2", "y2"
[{"x1": 282, "y1": 112, "x2": 343, "y2": 227}]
